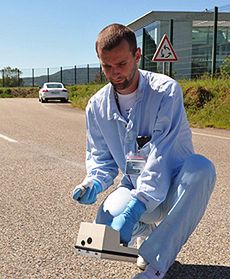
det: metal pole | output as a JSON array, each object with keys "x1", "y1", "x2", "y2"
[
  {"x1": 169, "y1": 19, "x2": 174, "y2": 77},
  {"x1": 162, "y1": 62, "x2": 166, "y2": 75},
  {"x1": 32, "y1": 69, "x2": 34, "y2": 87},
  {"x1": 87, "y1": 64, "x2": 89, "y2": 84},
  {"x1": 17, "y1": 69, "x2": 20, "y2": 86},
  {"x1": 211, "y1": 6, "x2": 218, "y2": 77},
  {"x1": 2, "y1": 70, "x2": 4, "y2": 87},
  {"x1": 74, "y1": 65, "x2": 77, "y2": 84},
  {"x1": 141, "y1": 28, "x2": 146, "y2": 70},
  {"x1": 47, "y1": 68, "x2": 49, "y2": 82},
  {"x1": 60, "y1": 67, "x2": 62, "y2": 83}
]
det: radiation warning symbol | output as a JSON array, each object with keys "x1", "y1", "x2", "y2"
[{"x1": 152, "y1": 34, "x2": 178, "y2": 62}]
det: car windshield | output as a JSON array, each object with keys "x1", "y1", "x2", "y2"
[{"x1": 46, "y1": 84, "x2": 63, "y2": 88}]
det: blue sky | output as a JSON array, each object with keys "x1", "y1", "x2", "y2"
[{"x1": 1, "y1": 0, "x2": 229, "y2": 71}]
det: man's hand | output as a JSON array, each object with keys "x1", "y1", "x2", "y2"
[
  {"x1": 111, "y1": 198, "x2": 146, "y2": 246},
  {"x1": 72, "y1": 180, "x2": 102, "y2": 204}
]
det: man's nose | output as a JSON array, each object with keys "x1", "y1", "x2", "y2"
[{"x1": 111, "y1": 67, "x2": 120, "y2": 76}]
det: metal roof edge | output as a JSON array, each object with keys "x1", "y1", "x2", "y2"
[
  {"x1": 127, "y1": 10, "x2": 230, "y2": 30},
  {"x1": 126, "y1": 10, "x2": 153, "y2": 26}
]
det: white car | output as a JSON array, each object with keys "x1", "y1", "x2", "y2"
[{"x1": 39, "y1": 82, "x2": 69, "y2": 103}]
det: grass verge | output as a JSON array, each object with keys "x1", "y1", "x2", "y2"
[{"x1": 0, "y1": 76, "x2": 229, "y2": 129}]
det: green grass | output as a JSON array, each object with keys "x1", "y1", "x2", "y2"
[
  {"x1": 0, "y1": 87, "x2": 39, "y2": 98},
  {"x1": 0, "y1": 76, "x2": 229, "y2": 129},
  {"x1": 179, "y1": 76, "x2": 230, "y2": 129},
  {"x1": 68, "y1": 77, "x2": 230, "y2": 129},
  {"x1": 67, "y1": 84, "x2": 105, "y2": 109}
]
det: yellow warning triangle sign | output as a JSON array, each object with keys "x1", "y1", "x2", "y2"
[{"x1": 152, "y1": 34, "x2": 178, "y2": 62}]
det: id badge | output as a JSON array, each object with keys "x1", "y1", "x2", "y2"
[{"x1": 125, "y1": 153, "x2": 146, "y2": 175}]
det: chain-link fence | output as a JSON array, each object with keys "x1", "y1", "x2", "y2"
[
  {"x1": 0, "y1": 6, "x2": 230, "y2": 87},
  {"x1": 0, "y1": 64, "x2": 105, "y2": 87}
]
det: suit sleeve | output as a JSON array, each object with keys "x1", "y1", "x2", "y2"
[
  {"x1": 132, "y1": 81, "x2": 193, "y2": 212},
  {"x1": 84, "y1": 101, "x2": 119, "y2": 190}
]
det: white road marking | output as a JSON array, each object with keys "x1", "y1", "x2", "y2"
[
  {"x1": 0, "y1": 134, "x2": 18, "y2": 143},
  {"x1": 192, "y1": 131, "x2": 230, "y2": 141},
  {"x1": 48, "y1": 153, "x2": 85, "y2": 169}
]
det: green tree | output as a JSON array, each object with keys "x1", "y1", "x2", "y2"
[{"x1": 0, "y1": 66, "x2": 23, "y2": 87}]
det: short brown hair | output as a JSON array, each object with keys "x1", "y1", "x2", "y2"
[{"x1": 96, "y1": 23, "x2": 137, "y2": 56}]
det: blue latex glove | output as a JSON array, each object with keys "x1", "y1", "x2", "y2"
[
  {"x1": 72, "y1": 180, "x2": 102, "y2": 204},
  {"x1": 110, "y1": 198, "x2": 146, "y2": 246}
]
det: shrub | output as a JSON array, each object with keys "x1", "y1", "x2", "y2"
[
  {"x1": 184, "y1": 86, "x2": 214, "y2": 110},
  {"x1": 220, "y1": 56, "x2": 230, "y2": 77}
]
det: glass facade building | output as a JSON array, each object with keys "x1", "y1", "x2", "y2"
[{"x1": 127, "y1": 11, "x2": 230, "y2": 79}]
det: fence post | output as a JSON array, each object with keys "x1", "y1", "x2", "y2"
[
  {"x1": 211, "y1": 6, "x2": 218, "y2": 77},
  {"x1": 74, "y1": 65, "x2": 77, "y2": 84},
  {"x1": 87, "y1": 64, "x2": 89, "y2": 83},
  {"x1": 60, "y1": 66, "x2": 63, "y2": 83},
  {"x1": 17, "y1": 69, "x2": 20, "y2": 87},
  {"x1": 2, "y1": 69, "x2": 4, "y2": 87},
  {"x1": 32, "y1": 69, "x2": 34, "y2": 87}
]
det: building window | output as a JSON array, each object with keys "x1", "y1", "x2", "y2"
[
  {"x1": 135, "y1": 22, "x2": 160, "y2": 71},
  {"x1": 192, "y1": 21, "x2": 230, "y2": 77}
]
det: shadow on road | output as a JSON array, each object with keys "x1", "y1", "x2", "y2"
[{"x1": 165, "y1": 261, "x2": 230, "y2": 279}]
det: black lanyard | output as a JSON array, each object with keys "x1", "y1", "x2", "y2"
[{"x1": 114, "y1": 91, "x2": 121, "y2": 113}]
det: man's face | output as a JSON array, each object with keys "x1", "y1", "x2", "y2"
[{"x1": 97, "y1": 40, "x2": 141, "y2": 94}]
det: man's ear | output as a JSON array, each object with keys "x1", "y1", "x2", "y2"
[{"x1": 135, "y1": 47, "x2": 141, "y2": 63}]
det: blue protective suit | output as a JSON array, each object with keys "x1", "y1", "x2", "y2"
[
  {"x1": 85, "y1": 70, "x2": 194, "y2": 212},
  {"x1": 84, "y1": 70, "x2": 216, "y2": 273}
]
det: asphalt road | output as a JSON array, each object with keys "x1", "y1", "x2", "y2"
[{"x1": 0, "y1": 98, "x2": 229, "y2": 279}]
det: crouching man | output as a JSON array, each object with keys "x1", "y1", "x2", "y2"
[{"x1": 72, "y1": 23, "x2": 216, "y2": 279}]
